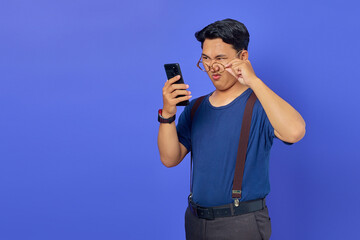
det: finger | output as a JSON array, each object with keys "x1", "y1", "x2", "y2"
[
  {"x1": 225, "y1": 59, "x2": 239, "y2": 68},
  {"x1": 225, "y1": 67, "x2": 237, "y2": 78},
  {"x1": 225, "y1": 59, "x2": 244, "y2": 68},
  {"x1": 171, "y1": 90, "x2": 191, "y2": 98},
  {"x1": 233, "y1": 66, "x2": 241, "y2": 75},
  {"x1": 175, "y1": 95, "x2": 192, "y2": 103},
  {"x1": 168, "y1": 83, "x2": 189, "y2": 92},
  {"x1": 167, "y1": 75, "x2": 182, "y2": 84}
]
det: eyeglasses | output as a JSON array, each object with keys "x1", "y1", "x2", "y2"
[{"x1": 196, "y1": 50, "x2": 243, "y2": 73}]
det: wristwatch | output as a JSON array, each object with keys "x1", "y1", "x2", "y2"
[{"x1": 158, "y1": 109, "x2": 176, "y2": 124}]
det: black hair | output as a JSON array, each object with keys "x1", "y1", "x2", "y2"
[{"x1": 195, "y1": 18, "x2": 250, "y2": 51}]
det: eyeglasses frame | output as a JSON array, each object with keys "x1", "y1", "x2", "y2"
[{"x1": 196, "y1": 50, "x2": 244, "y2": 73}]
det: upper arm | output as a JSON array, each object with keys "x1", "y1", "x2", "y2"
[
  {"x1": 179, "y1": 142, "x2": 189, "y2": 162},
  {"x1": 274, "y1": 129, "x2": 283, "y2": 141},
  {"x1": 169, "y1": 142, "x2": 189, "y2": 167},
  {"x1": 274, "y1": 129, "x2": 294, "y2": 145}
]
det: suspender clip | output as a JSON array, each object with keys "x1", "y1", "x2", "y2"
[
  {"x1": 234, "y1": 198, "x2": 240, "y2": 207},
  {"x1": 188, "y1": 193, "x2": 193, "y2": 201}
]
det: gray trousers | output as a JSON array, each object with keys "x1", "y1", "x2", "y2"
[{"x1": 185, "y1": 205, "x2": 271, "y2": 240}]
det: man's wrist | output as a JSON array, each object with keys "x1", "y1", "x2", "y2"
[
  {"x1": 158, "y1": 109, "x2": 176, "y2": 124},
  {"x1": 248, "y1": 77, "x2": 262, "y2": 89},
  {"x1": 161, "y1": 109, "x2": 175, "y2": 118}
]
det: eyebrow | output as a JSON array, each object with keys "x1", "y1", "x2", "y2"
[{"x1": 202, "y1": 53, "x2": 228, "y2": 58}]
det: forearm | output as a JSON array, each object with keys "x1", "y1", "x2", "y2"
[
  {"x1": 250, "y1": 77, "x2": 306, "y2": 143},
  {"x1": 158, "y1": 75, "x2": 192, "y2": 167},
  {"x1": 157, "y1": 121, "x2": 182, "y2": 167}
]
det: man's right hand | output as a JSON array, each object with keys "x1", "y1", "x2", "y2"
[{"x1": 162, "y1": 75, "x2": 192, "y2": 118}]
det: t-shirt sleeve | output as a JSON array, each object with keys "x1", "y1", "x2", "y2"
[
  {"x1": 264, "y1": 112, "x2": 275, "y2": 146},
  {"x1": 253, "y1": 100, "x2": 275, "y2": 149},
  {"x1": 260, "y1": 105, "x2": 276, "y2": 149},
  {"x1": 176, "y1": 100, "x2": 196, "y2": 152}
]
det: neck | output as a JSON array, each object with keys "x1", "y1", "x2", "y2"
[{"x1": 210, "y1": 82, "x2": 249, "y2": 107}]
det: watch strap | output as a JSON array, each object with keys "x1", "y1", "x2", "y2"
[{"x1": 158, "y1": 109, "x2": 176, "y2": 124}]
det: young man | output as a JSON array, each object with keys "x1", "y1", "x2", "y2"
[{"x1": 157, "y1": 19, "x2": 305, "y2": 240}]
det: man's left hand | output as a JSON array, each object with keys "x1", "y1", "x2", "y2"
[{"x1": 225, "y1": 59, "x2": 258, "y2": 87}]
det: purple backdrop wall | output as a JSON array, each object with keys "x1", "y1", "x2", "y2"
[{"x1": 1, "y1": 0, "x2": 359, "y2": 239}]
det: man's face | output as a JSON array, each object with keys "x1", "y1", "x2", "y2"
[{"x1": 201, "y1": 38, "x2": 242, "y2": 91}]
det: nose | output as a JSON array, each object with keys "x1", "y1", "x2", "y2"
[
  {"x1": 210, "y1": 63, "x2": 221, "y2": 73},
  {"x1": 210, "y1": 62, "x2": 224, "y2": 74}
]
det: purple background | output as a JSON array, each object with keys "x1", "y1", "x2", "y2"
[{"x1": 1, "y1": 0, "x2": 359, "y2": 239}]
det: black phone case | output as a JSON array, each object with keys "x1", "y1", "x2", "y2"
[{"x1": 164, "y1": 63, "x2": 189, "y2": 106}]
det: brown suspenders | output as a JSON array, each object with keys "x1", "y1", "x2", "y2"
[{"x1": 189, "y1": 92, "x2": 257, "y2": 204}]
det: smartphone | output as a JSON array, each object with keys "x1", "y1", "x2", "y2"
[{"x1": 164, "y1": 63, "x2": 189, "y2": 106}]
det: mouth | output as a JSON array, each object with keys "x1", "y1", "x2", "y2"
[{"x1": 212, "y1": 74, "x2": 221, "y2": 80}]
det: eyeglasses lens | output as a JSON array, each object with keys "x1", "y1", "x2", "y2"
[{"x1": 200, "y1": 61, "x2": 224, "y2": 73}]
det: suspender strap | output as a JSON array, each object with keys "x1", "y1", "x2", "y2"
[
  {"x1": 232, "y1": 91, "x2": 257, "y2": 199},
  {"x1": 190, "y1": 95, "x2": 206, "y2": 192},
  {"x1": 191, "y1": 96, "x2": 206, "y2": 121}
]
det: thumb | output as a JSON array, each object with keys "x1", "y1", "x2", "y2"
[{"x1": 225, "y1": 67, "x2": 237, "y2": 78}]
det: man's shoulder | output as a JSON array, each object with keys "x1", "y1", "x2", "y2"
[
  {"x1": 179, "y1": 93, "x2": 211, "y2": 123},
  {"x1": 187, "y1": 93, "x2": 210, "y2": 110}
]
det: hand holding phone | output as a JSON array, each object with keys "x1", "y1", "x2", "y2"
[
  {"x1": 164, "y1": 63, "x2": 190, "y2": 106},
  {"x1": 162, "y1": 63, "x2": 192, "y2": 117}
]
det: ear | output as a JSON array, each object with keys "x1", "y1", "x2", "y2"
[{"x1": 240, "y1": 50, "x2": 249, "y2": 61}]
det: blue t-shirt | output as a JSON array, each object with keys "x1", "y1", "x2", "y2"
[{"x1": 176, "y1": 88, "x2": 276, "y2": 207}]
